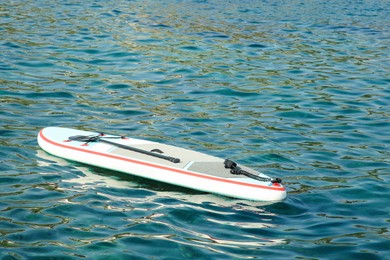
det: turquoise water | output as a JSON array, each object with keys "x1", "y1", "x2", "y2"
[{"x1": 1, "y1": 0, "x2": 389, "y2": 258}]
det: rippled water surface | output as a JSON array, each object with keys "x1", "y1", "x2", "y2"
[{"x1": 1, "y1": 0, "x2": 389, "y2": 259}]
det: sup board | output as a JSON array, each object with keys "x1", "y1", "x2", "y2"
[{"x1": 37, "y1": 127, "x2": 286, "y2": 201}]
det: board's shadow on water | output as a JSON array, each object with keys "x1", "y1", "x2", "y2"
[
  {"x1": 32, "y1": 150, "x2": 291, "y2": 256},
  {"x1": 36, "y1": 149, "x2": 284, "y2": 207},
  {"x1": 36, "y1": 149, "x2": 203, "y2": 193},
  {"x1": 83, "y1": 164, "x2": 205, "y2": 195}
]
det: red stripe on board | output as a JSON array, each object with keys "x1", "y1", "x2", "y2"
[{"x1": 39, "y1": 129, "x2": 286, "y2": 191}]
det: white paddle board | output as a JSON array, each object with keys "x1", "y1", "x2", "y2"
[{"x1": 37, "y1": 127, "x2": 286, "y2": 201}]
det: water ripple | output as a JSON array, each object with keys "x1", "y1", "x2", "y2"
[{"x1": 1, "y1": 0, "x2": 389, "y2": 259}]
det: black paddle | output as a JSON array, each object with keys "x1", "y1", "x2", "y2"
[{"x1": 68, "y1": 134, "x2": 181, "y2": 163}]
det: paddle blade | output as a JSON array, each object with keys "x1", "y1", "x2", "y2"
[{"x1": 68, "y1": 135, "x2": 99, "y2": 142}]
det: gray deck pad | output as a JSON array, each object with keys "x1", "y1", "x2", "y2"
[{"x1": 110, "y1": 142, "x2": 259, "y2": 178}]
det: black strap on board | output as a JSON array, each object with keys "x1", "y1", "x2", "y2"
[
  {"x1": 68, "y1": 134, "x2": 181, "y2": 163},
  {"x1": 224, "y1": 159, "x2": 282, "y2": 183}
]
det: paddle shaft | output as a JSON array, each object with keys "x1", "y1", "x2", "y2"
[{"x1": 98, "y1": 138, "x2": 181, "y2": 163}]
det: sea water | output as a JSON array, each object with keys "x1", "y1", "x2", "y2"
[{"x1": 1, "y1": 0, "x2": 389, "y2": 259}]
